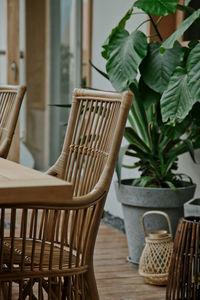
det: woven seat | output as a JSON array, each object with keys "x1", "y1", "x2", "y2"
[
  {"x1": 2, "y1": 238, "x2": 78, "y2": 270},
  {"x1": 0, "y1": 85, "x2": 26, "y2": 158},
  {"x1": 0, "y1": 88, "x2": 133, "y2": 299}
]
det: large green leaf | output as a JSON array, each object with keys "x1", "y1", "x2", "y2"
[
  {"x1": 161, "y1": 67, "x2": 195, "y2": 123},
  {"x1": 187, "y1": 43, "x2": 200, "y2": 102},
  {"x1": 129, "y1": 83, "x2": 151, "y2": 146},
  {"x1": 161, "y1": 8, "x2": 200, "y2": 49},
  {"x1": 183, "y1": 139, "x2": 196, "y2": 163},
  {"x1": 129, "y1": 102, "x2": 147, "y2": 141},
  {"x1": 159, "y1": 116, "x2": 192, "y2": 140},
  {"x1": 177, "y1": 4, "x2": 195, "y2": 15},
  {"x1": 89, "y1": 61, "x2": 109, "y2": 80},
  {"x1": 138, "y1": 79, "x2": 161, "y2": 109},
  {"x1": 124, "y1": 127, "x2": 150, "y2": 151},
  {"x1": 140, "y1": 41, "x2": 184, "y2": 93},
  {"x1": 161, "y1": 43, "x2": 200, "y2": 124},
  {"x1": 106, "y1": 30, "x2": 147, "y2": 91},
  {"x1": 115, "y1": 145, "x2": 129, "y2": 183},
  {"x1": 102, "y1": 7, "x2": 133, "y2": 60},
  {"x1": 185, "y1": 0, "x2": 192, "y2": 5},
  {"x1": 134, "y1": 0, "x2": 179, "y2": 16}
]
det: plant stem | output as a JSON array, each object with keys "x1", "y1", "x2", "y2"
[
  {"x1": 148, "y1": 14, "x2": 163, "y2": 42},
  {"x1": 132, "y1": 12, "x2": 146, "y2": 15},
  {"x1": 156, "y1": 16, "x2": 163, "y2": 26},
  {"x1": 147, "y1": 33, "x2": 158, "y2": 38},
  {"x1": 135, "y1": 19, "x2": 151, "y2": 30}
]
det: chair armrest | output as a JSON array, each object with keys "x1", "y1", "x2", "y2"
[
  {"x1": 45, "y1": 167, "x2": 58, "y2": 176},
  {"x1": 0, "y1": 187, "x2": 106, "y2": 210}
]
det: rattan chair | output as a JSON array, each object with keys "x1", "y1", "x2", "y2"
[
  {"x1": 0, "y1": 85, "x2": 26, "y2": 158},
  {"x1": 0, "y1": 88, "x2": 133, "y2": 299}
]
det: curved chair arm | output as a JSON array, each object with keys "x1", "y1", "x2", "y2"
[
  {"x1": 0, "y1": 137, "x2": 12, "y2": 158},
  {"x1": 0, "y1": 187, "x2": 106, "y2": 210},
  {"x1": 45, "y1": 167, "x2": 58, "y2": 177}
]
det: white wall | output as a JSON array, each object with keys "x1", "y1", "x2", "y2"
[
  {"x1": 92, "y1": 0, "x2": 148, "y2": 92},
  {"x1": 92, "y1": 0, "x2": 148, "y2": 218},
  {"x1": 178, "y1": 152, "x2": 200, "y2": 199},
  {"x1": 92, "y1": 0, "x2": 200, "y2": 219}
]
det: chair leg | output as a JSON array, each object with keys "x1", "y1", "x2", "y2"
[
  {"x1": 85, "y1": 268, "x2": 99, "y2": 300},
  {"x1": 20, "y1": 278, "x2": 37, "y2": 300},
  {"x1": 62, "y1": 277, "x2": 71, "y2": 300},
  {"x1": 0, "y1": 282, "x2": 9, "y2": 300}
]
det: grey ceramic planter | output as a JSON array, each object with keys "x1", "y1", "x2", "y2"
[
  {"x1": 115, "y1": 180, "x2": 196, "y2": 265},
  {"x1": 184, "y1": 198, "x2": 200, "y2": 217}
]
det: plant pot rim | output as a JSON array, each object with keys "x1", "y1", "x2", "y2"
[
  {"x1": 114, "y1": 180, "x2": 196, "y2": 208},
  {"x1": 117, "y1": 179, "x2": 196, "y2": 191}
]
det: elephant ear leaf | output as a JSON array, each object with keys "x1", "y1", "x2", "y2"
[
  {"x1": 187, "y1": 43, "x2": 200, "y2": 102},
  {"x1": 102, "y1": 6, "x2": 133, "y2": 60},
  {"x1": 161, "y1": 8, "x2": 200, "y2": 49},
  {"x1": 140, "y1": 41, "x2": 184, "y2": 94},
  {"x1": 134, "y1": 0, "x2": 179, "y2": 16},
  {"x1": 185, "y1": 0, "x2": 192, "y2": 5},
  {"x1": 161, "y1": 43, "x2": 200, "y2": 124},
  {"x1": 161, "y1": 67, "x2": 195, "y2": 124},
  {"x1": 106, "y1": 30, "x2": 148, "y2": 91},
  {"x1": 115, "y1": 145, "x2": 129, "y2": 184}
]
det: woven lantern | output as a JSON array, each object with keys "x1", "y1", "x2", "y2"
[
  {"x1": 166, "y1": 216, "x2": 200, "y2": 300},
  {"x1": 139, "y1": 211, "x2": 174, "y2": 285}
]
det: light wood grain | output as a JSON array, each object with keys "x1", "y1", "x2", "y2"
[
  {"x1": 95, "y1": 225, "x2": 166, "y2": 300},
  {"x1": 25, "y1": 0, "x2": 46, "y2": 110},
  {"x1": 0, "y1": 158, "x2": 73, "y2": 205},
  {"x1": 6, "y1": 0, "x2": 19, "y2": 85},
  {"x1": 6, "y1": 0, "x2": 20, "y2": 162}
]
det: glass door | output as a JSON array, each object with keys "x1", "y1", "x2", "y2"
[
  {"x1": 0, "y1": 0, "x2": 25, "y2": 85},
  {"x1": 49, "y1": 0, "x2": 83, "y2": 164}
]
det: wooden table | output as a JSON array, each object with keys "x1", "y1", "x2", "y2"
[{"x1": 0, "y1": 158, "x2": 73, "y2": 205}]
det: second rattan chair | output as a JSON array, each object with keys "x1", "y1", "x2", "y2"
[
  {"x1": 0, "y1": 88, "x2": 133, "y2": 299},
  {"x1": 0, "y1": 85, "x2": 26, "y2": 158}
]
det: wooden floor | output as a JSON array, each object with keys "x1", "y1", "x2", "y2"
[{"x1": 95, "y1": 224, "x2": 166, "y2": 300}]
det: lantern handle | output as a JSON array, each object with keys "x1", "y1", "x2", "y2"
[{"x1": 142, "y1": 210, "x2": 173, "y2": 238}]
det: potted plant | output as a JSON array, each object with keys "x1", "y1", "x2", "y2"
[{"x1": 94, "y1": 0, "x2": 200, "y2": 264}]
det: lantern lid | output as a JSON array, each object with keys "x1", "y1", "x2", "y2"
[{"x1": 148, "y1": 230, "x2": 170, "y2": 239}]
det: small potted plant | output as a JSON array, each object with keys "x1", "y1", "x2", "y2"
[{"x1": 95, "y1": 0, "x2": 200, "y2": 264}]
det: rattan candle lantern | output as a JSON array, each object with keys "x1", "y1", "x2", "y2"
[
  {"x1": 138, "y1": 211, "x2": 174, "y2": 285},
  {"x1": 166, "y1": 216, "x2": 200, "y2": 300}
]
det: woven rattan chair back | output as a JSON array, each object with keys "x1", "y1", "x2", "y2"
[
  {"x1": 49, "y1": 89, "x2": 132, "y2": 193},
  {"x1": 0, "y1": 88, "x2": 133, "y2": 300},
  {"x1": 0, "y1": 85, "x2": 26, "y2": 158}
]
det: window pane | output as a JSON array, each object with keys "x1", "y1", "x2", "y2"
[
  {"x1": 184, "y1": 0, "x2": 200, "y2": 41},
  {"x1": 49, "y1": 0, "x2": 82, "y2": 164}
]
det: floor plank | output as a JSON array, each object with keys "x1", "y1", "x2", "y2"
[{"x1": 95, "y1": 224, "x2": 166, "y2": 300}]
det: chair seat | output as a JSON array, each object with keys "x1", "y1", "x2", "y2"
[{"x1": 2, "y1": 237, "x2": 81, "y2": 271}]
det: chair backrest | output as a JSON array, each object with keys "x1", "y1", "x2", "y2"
[
  {"x1": 49, "y1": 88, "x2": 133, "y2": 198},
  {"x1": 0, "y1": 85, "x2": 26, "y2": 158},
  {"x1": 45, "y1": 88, "x2": 133, "y2": 259}
]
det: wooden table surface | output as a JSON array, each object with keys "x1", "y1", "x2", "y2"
[{"x1": 0, "y1": 158, "x2": 73, "y2": 205}]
